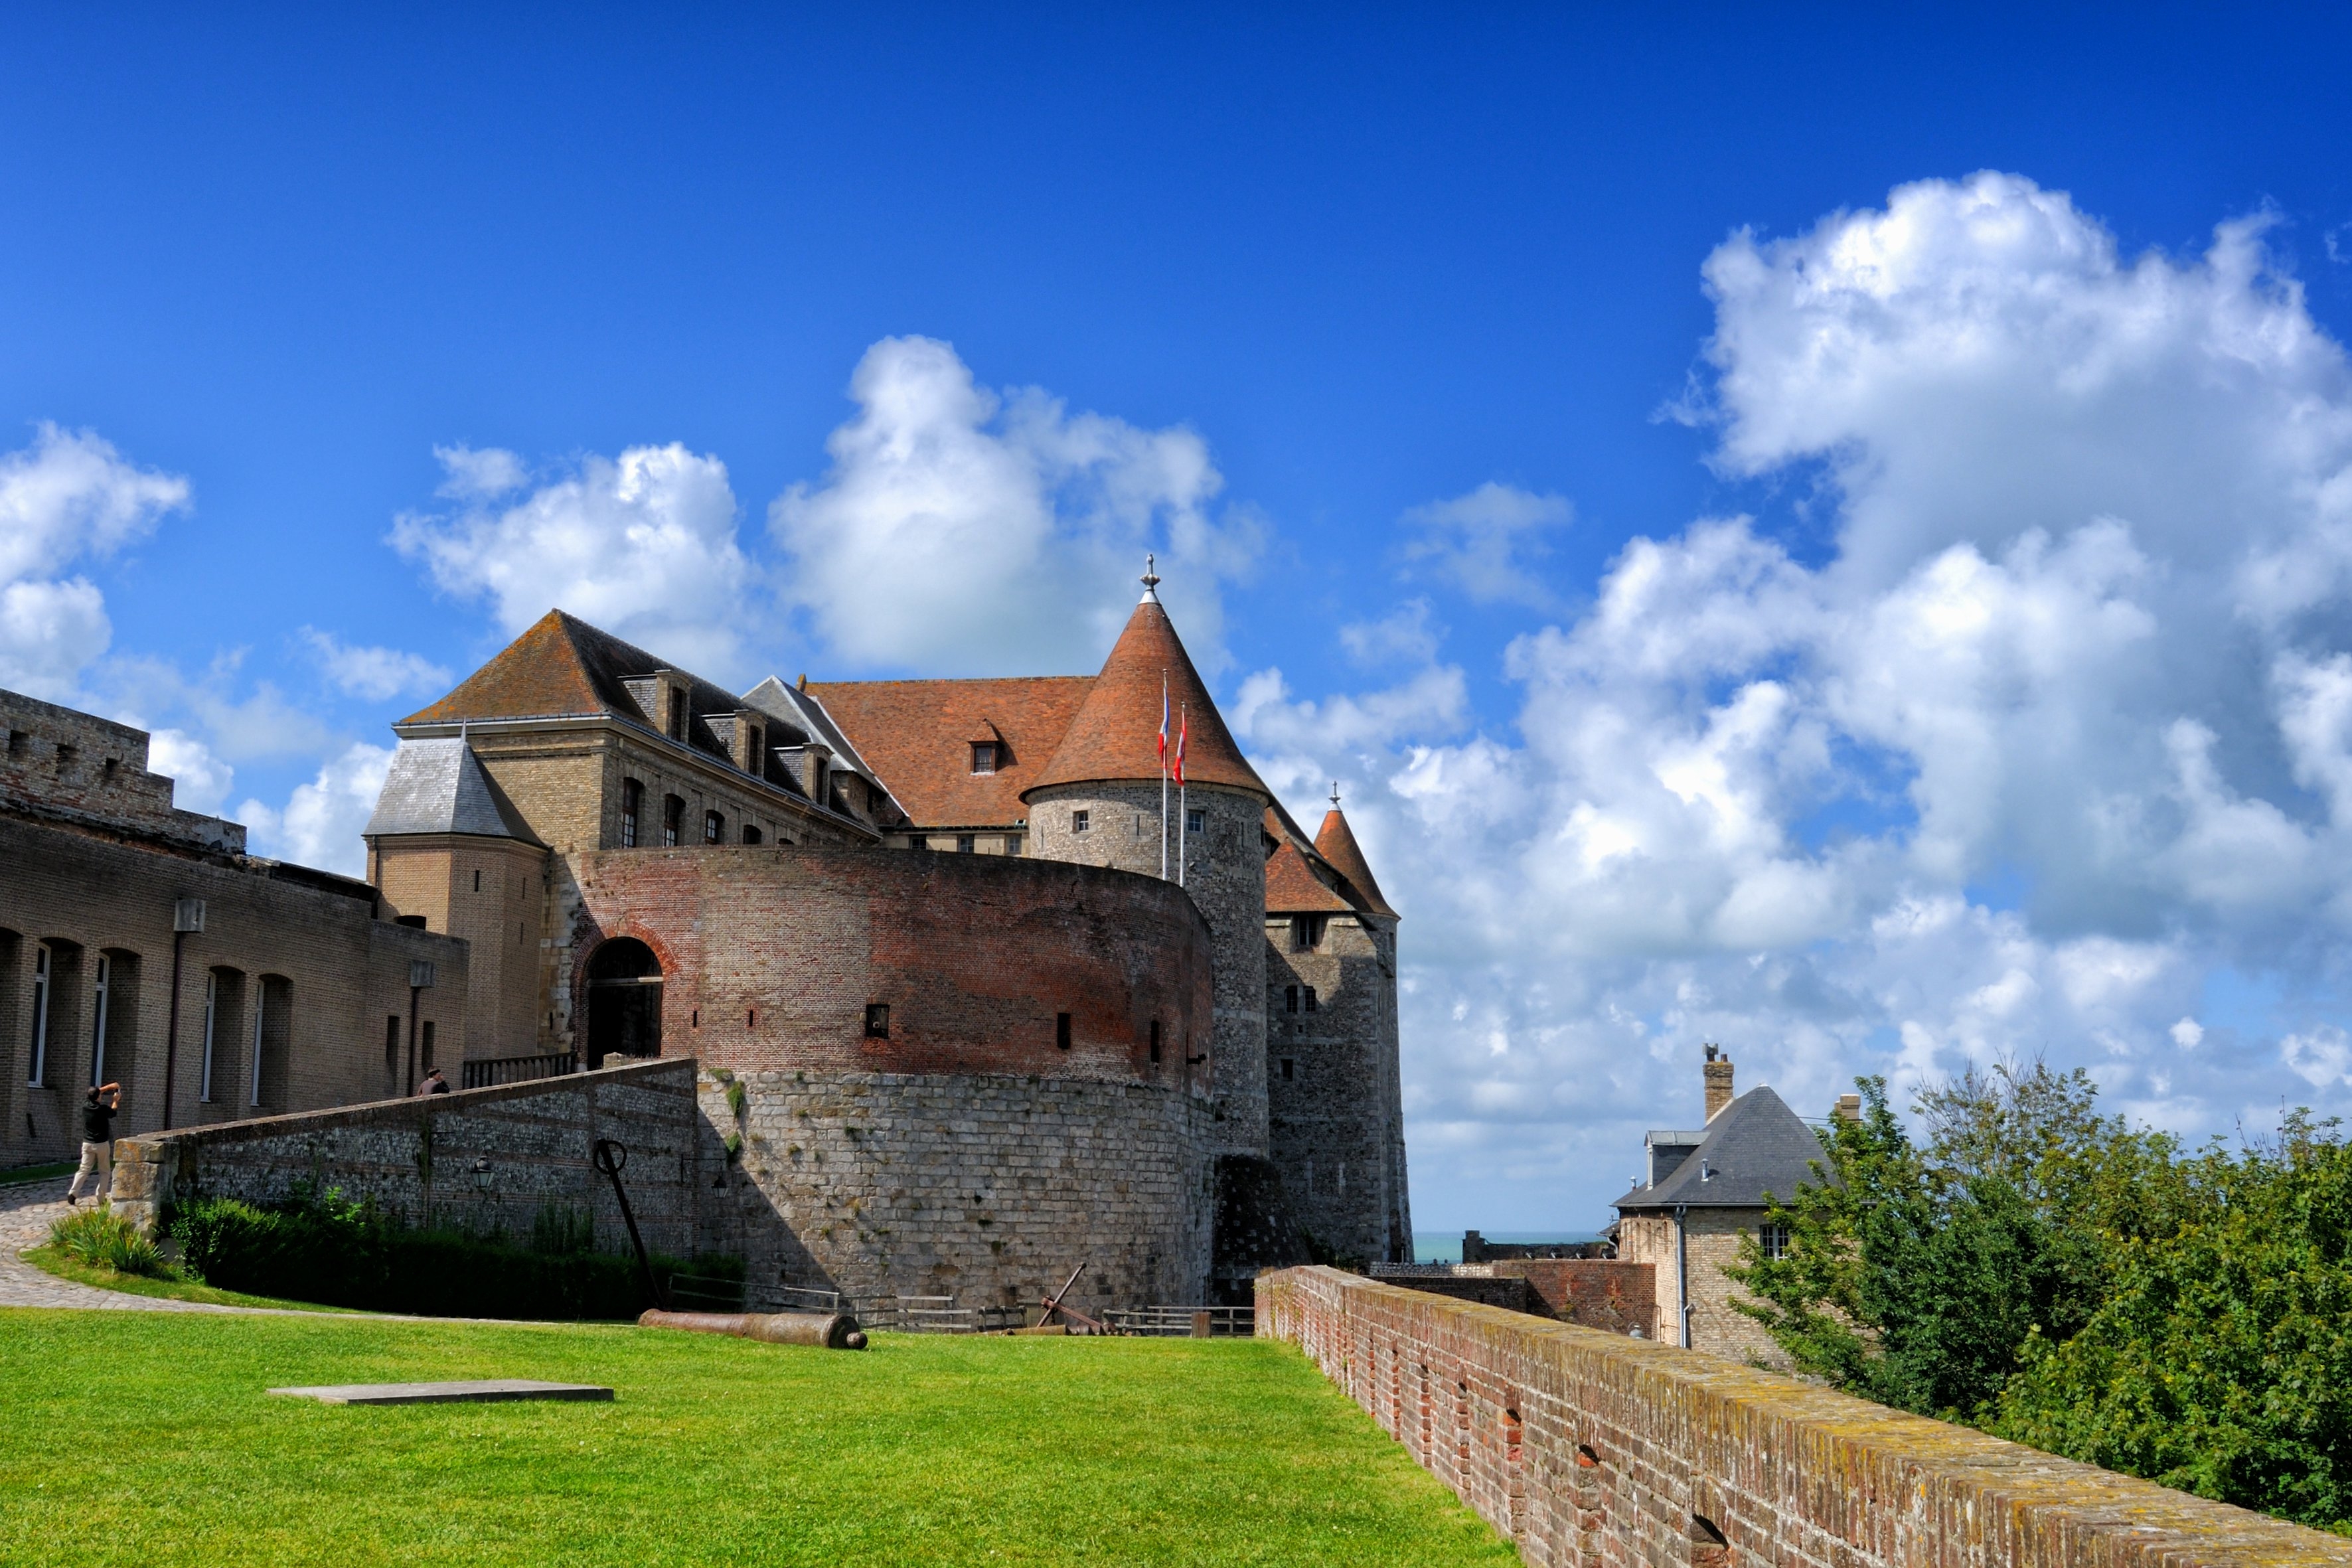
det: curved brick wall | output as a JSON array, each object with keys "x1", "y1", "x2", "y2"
[{"x1": 572, "y1": 846, "x2": 1214, "y2": 1086}]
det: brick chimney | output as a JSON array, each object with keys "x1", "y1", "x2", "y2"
[{"x1": 1703, "y1": 1044, "x2": 1735, "y2": 1121}]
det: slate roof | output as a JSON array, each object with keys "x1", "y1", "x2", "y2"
[
  {"x1": 1027, "y1": 597, "x2": 1269, "y2": 799},
  {"x1": 1612, "y1": 1086, "x2": 1834, "y2": 1211},
  {"x1": 741, "y1": 678, "x2": 892, "y2": 799},
  {"x1": 802, "y1": 675, "x2": 1095, "y2": 829},
  {"x1": 363, "y1": 739, "x2": 541, "y2": 842}
]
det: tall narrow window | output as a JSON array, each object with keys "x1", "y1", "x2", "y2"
[
  {"x1": 1285, "y1": 985, "x2": 1299, "y2": 1015},
  {"x1": 1304, "y1": 986, "x2": 1318, "y2": 1014},
  {"x1": 1055, "y1": 1012, "x2": 1072, "y2": 1050},
  {"x1": 28, "y1": 943, "x2": 50, "y2": 1086},
  {"x1": 200, "y1": 974, "x2": 220, "y2": 1103},
  {"x1": 1281, "y1": 1058, "x2": 1296, "y2": 1081},
  {"x1": 667, "y1": 687, "x2": 686, "y2": 740},
  {"x1": 620, "y1": 779, "x2": 643, "y2": 848},
  {"x1": 248, "y1": 980, "x2": 267, "y2": 1106},
  {"x1": 383, "y1": 1014, "x2": 400, "y2": 1093},
  {"x1": 663, "y1": 795, "x2": 684, "y2": 847},
  {"x1": 88, "y1": 953, "x2": 110, "y2": 1085},
  {"x1": 473, "y1": 868, "x2": 482, "y2": 893},
  {"x1": 421, "y1": 1020, "x2": 436, "y2": 1076},
  {"x1": 249, "y1": 975, "x2": 292, "y2": 1111},
  {"x1": 704, "y1": 810, "x2": 725, "y2": 844},
  {"x1": 1148, "y1": 1020, "x2": 1162, "y2": 1063}
]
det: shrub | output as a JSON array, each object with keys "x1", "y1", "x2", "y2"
[{"x1": 50, "y1": 1207, "x2": 171, "y2": 1278}]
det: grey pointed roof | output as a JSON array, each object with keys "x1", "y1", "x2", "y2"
[
  {"x1": 1614, "y1": 1086, "x2": 1835, "y2": 1210},
  {"x1": 363, "y1": 738, "x2": 540, "y2": 842},
  {"x1": 741, "y1": 677, "x2": 888, "y2": 793}
]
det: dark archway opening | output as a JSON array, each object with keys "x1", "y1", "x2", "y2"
[{"x1": 586, "y1": 939, "x2": 663, "y2": 1067}]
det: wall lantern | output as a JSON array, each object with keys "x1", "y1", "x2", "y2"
[{"x1": 471, "y1": 1155, "x2": 493, "y2": 1194}]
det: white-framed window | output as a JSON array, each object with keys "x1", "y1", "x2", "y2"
[
  {"x1": 1186, "y1": 808, "x2": 1206, "y2": 834},
  {"x1": 1759, "y1": 1221, "x2": 1792, "y2": 1261},
  {"x1": 1071, "y1": 809, "x2": 1089, "y2": 834},
  {"x1": 29, "y1": 943, "x2": 51, "y2": 1086},
  {"x1": 248, "y1": 984, "x2": 266, "y2": 1107},
  {"x1": 87, "y1": 953, "x2": 110, "y2": 1085},
  {"x1": 200, "y1": 973, "x2": 220, "y2": 1103}
]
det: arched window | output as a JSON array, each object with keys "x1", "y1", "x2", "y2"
[
  {"x1": 202, "y1": 968, "x2": 246, "y2": 1105},
  {"x1": 29, "y1": 941, "x2": 80, "y2": 1088},
  {"x1": 619, "y1": 778, "x2": 643, "y2": 848},
  {"x1": 585, "y1": 938, "x2": 663, "y2": 1066},
  {"x1": 87, "y1": 952, "x2": 110, "y2": 1085},
  {"x1": 663, "y1": 795, "x2": 684, "y2": 847},
  {"x1": 90, "y1": 950, "x2": 139, "y2": 1093},
  {"x1": 704, "y1": 810, "x2": 724, "y2": 844},
  {"x1": 249, "y1": 975, "x2": 291, "y2": 1111},
  {"x1": 742, "y1": 824, "x2": 763, "y2": 846}
]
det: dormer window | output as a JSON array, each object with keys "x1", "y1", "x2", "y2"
[
  {"x1": 666, "y1": 687, "x2": 686, "y2": 740},
  {"x1": 971, "y1": 742, "x2": 998, "y2": 775}
]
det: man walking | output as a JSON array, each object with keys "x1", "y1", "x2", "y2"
[{"x1": 66, "y1": 1082, "x2": 121, "y2": 1206}]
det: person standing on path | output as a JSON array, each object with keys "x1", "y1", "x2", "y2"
[{"x1": 66, "y1": 1083, "x2": 121, "y2": 1206}]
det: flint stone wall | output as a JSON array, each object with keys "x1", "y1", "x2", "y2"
[
  {"x1": 700, "y1": 1067, "x2": 1216, "y2": 1318},
  {"x1": 110, "y1": 1058, "x2": 700, "y2": 1261},
  {"x1": 1257, "y1": 1265, "x2": 2352, "y2": 1568}
]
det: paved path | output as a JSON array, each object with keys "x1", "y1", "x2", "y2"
[{"x1": 0, "y1": 1176, "x2": 256, "y2": 1312}]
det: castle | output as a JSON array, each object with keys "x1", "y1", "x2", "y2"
[{"x1": 1, "y1": 568, "x2": 1409, "y2": 1311}]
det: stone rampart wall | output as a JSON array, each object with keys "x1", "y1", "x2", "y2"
[
  {"x1": 110, "y1": 1059, "x2": 700, "y2": 1261},
  {"x1": 1256, "y1": 1265, "x2": 2352, "y2": 1568},
  {"x1": 701, "y1": 1067, "x2": 1215, "y2": 1317}
]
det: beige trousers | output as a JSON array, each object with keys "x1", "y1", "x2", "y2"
[{"x1": 68, "y1": 1140, "x2": 112, "y2": 1201}]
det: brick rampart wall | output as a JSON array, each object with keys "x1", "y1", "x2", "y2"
[
  {"x1": 1503, "y1": 1259, "x2": 1658, "y2": 1339},
  {"x1": 109, "y1": 1059, "x2": 700, "y2": 1261},
  {"x1": 1257, "y1": 1267, "x2": 2352, "y2": 1568}
]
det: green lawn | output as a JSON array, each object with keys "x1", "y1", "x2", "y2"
[
  {"x1": 0, "y1": 1309, "x2": 1516, "y2": 1568},
  {"x1": 21, "y1": 1245, "x2": 359, "y2": 1312}
]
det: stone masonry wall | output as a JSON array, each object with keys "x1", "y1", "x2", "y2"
[
  {"x1": 1616, "y1": 1208, "x2": 1784, "y2": 1366},
  {"x1": 110, "y1": 1059, "x2": 700, "y2": 1262},
  {"x1": 1267, "y1": 909, "x2": 1408, "y2": 1265},
  {"x1": 1257, "y1": 1266, "x2": 2352, "y2": 1568},
  {"x1": 700, "y1": 1067, "x2": 1217, "y2": 1318}
]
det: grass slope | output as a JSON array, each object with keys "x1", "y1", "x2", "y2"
[
  {"x1": 20, "y1": 1245, "x2": 358, "y2": 1312},
  {"x1": 0, "y1": 1310, "x2": 1516, "y2": 1568}
]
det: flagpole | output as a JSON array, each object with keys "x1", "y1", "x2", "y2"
[
  {"x1": 1177, "y1": 702, "x2": 1188, "y2": 889},
  {"x1": 1160, "y1": 672, "x2": 1170, "y2": 882}
]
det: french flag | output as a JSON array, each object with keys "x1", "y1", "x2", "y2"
[{"x1": 1174, "y1": 708, "x2": 1187, "y2": 787}]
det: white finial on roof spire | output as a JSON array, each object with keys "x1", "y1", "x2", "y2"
[{"x1": 1140, "y1": 552, "x2": 1160, "y2": 604}]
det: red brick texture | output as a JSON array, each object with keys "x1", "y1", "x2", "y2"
[
  {"x1": 1257, "y1": 1266, "x2": 2352, "y2": 1568},
  {"x1": 572, "y1": 846, "x2": 1214, "y2": 1085}
]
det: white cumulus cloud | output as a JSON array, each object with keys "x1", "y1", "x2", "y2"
[
  {"x1": 1243, "y1": 173, "x2": 2352, "y2": 1225},
  {"x1": 1400, "y1": 482, "x2": 1572, "y2": 607},
  {"x1": 771, "y1": 335, "x2": 1261, "y2": 675},
  {"x1": 391, "y1": 442, "x2": 753, "y2": 678},
  {"x1": 297, "y1": 628, "x2": 453, "y2": 703},
  {"x1": 237, "y1": 742, "x2": 394, "y2": 876},
  {"x1": 0, "y1": 423, "x2": 191, "y2": 698}
]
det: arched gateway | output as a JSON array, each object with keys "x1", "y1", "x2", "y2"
[{"x1": 584, "y1": 937, "x2": 662, "y2": 1065}]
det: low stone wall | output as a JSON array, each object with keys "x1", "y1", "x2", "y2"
[
  {"x1": 1256, "y1": 1265, "x2": 2352, "y2": 1568},
  {"x1": 111, "y1": 1059, "x2": 702, "y2": 1261}
]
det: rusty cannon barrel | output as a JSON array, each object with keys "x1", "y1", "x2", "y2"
[{"x1": 639, "y1": 1308, "x2": 868, "y2": 1350}]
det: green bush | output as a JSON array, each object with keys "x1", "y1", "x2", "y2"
[
  {"x1": 167, "y1": 1184, "x2": 733, "y2": 1321},
  {"x1": 49, "y1": 1207, "x2": 171, "y2": 1278}
]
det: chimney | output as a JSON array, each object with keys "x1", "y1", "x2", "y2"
[
  {"x1": 1836, "y1": 1093, "x2": 1862, "y2": 1123},
  {"x1": 1703, "y1": 1043, "x2": 1735, "y2": 1121}
]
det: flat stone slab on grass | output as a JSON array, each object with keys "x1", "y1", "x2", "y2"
[{"x1": 268, "y1": 1380, "x2": 615, "y2": 1406}]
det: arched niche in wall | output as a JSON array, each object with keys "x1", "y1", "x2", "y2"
[{"x1": 585, "y1": 937, "x2": 663, "y2": 1067}]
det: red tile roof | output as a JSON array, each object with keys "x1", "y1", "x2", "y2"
[
  {"x1": 399, "y1": 609, "x2": 744, "y2": 734},
  {"x1": 1028, "y1": 599, "x2": 1268, "y2": 799},
  {"x1": 802, "y1": 676, "x2": 1095, "y2": 829},
  {"x1": 1266, "y1": 841, "x2": 1356, "y2": 913},
  {"x1": 1314, "y1": 807, "x2": 1396, "y2": 917}
]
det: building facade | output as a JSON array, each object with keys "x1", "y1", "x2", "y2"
[{"x1": 0, "y1": 688, "x2": 467, "y2": 1168}]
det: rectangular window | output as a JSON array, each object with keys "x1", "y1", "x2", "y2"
[
  {"x1": 1005, "y1": 835, "x2": 1021, "y2": 856},
  {"x1": 421, "y1": 1020, "x2": 436, "y2": 1076},
  {"x1": 473, "y1": 868, "x2": 482, "y2": 892},
  {"x1": 621, "y1": 779, "x2": 643, "y2": 847},
  {"x1": 200, "y1": 975, "x2": 220, "y2": 1103},
  {"x1": 1148, "y1": 1020, "x2": 1161, "y2": 1063},
  {"x1": 1071, "y1": 809, "x2": 1089, "y2": 834},
  {"x1": 1281, "y1": 1057, "x2": 1295, "y2": 1082},
  {"x1": 384, "y1": 1014, "x2": 400, "y2": 1091},
  {"x1": 865, "y1": 1003, "x2": 890, "y2": 1039},
  {"x1": 704, "y1": 810, "x2": 725, "y2": 844},
  {"x1": 971, "y1": 742, "x2": 997, "y2": 774},
  {"x1": 664, "y1": 795, "x2": 684, "y2": 847},
  {"x1": 28, "y1": 944, "x2": 48, "y2": 1085},
  {"x1": 1289, "y1": 915, "x2": 1326, "y2": 951},
  {"x1": 1055, "y1": 1012, "x2": 1072, "y2": 1050},
  {"x1": 88, "y1": 953, "x2": 110, "y2": 1085},
  {"x1": 1760, "y1": 1221, "x2": 1792, "y2": 1261},
  {"x1": 667, "y1": 687, "x2": 686, "y2": 739},
  {"x1": 1304, "y1": 986, "x2": 1318, "y2": 1013},
  {"x1": 1186, "y1": 808, "x2": 1206, "y2": 834},
  {"x1": 742, "y1": 824, "x2": 763, "y2": 846},
  {"x1": 1285, "y1": 985, "x2": 1299, "y2": 1014},
  {"x1": 957, "y1": 834, "x2": 975, "y2": 853}
]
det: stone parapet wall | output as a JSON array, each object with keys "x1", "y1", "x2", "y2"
[
  {"x1": 702, "y1": 1067, "x2": 1215, "y2": 1317},
  {"x1": 1257, "y1": 1265, "x2": 2352, "y2": 1568},
  {"x1": 110, "y1": 1059, "x2": 701, "y2": 1262}
]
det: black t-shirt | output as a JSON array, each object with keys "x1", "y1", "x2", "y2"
[{"x1": 82, "y1": 1101, "x2": 116, "y2": 1142}]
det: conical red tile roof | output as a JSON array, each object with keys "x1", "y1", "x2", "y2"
[
  {"x1": 1025, "y1": 598, "x2": 1268, "y2": 799},
  {"x1": 1314, "y1": 807, "x2": 1396, "y2": 918},
  {"x1": 1266, "y1": 841, "x2": 1354, "y2": 913}
]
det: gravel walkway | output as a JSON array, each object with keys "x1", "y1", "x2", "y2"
[{"x1": 0, "y1": 1175, "x2": 258, "y2": 1312}]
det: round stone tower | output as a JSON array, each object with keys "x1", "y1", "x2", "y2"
[{"x1": 1024, "y1": 568, "x2": 1273, "y2": 1158}]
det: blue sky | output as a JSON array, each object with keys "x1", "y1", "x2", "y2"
[{"x1": 9, "y1": 7, "x2": 2352, "y2": 1229}]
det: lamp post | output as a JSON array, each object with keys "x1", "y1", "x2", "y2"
[
  {"x1": 406, "y1": 959, "x2": 435, "y2": 1093},
  {"x1": 161, "y1": 899, "x2": 205, "y2": 1128}
]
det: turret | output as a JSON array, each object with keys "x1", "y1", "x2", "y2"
[{"x1": 1023, "y1": 563, "x2": 1273, "y2": 1156}]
